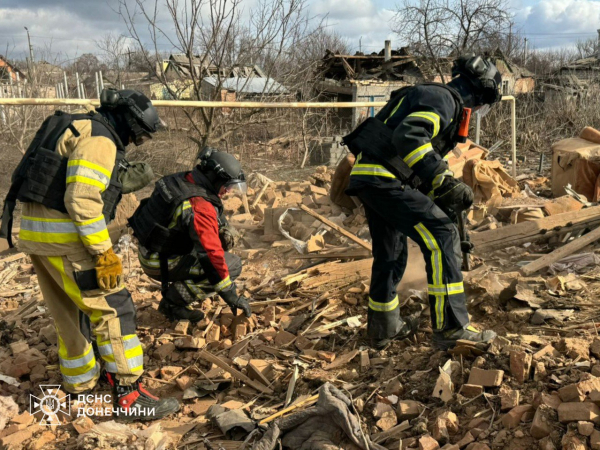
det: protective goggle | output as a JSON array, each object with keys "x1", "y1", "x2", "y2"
[{"x1": 220, "y1": 180, "x2": 248, "y2": 196}]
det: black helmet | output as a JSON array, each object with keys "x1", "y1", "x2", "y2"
[
  {"x1": 451, "y1": 55, "x2": 502, "y2": 107},
  {"x1": 100, "y1": 88, "x2": 160, "y2": 146},
  {"x1": 197, "y1": 147, "x2": 247, "y2": 195}
]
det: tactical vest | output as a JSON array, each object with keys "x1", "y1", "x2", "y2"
[
  {"x1": 0, "y1": 111, "x2": 125, "y2": 247},
  {"x1": 343, "y1": 83, "x2": 464, "y2": 187},
  {"x1": 377, "y1": 82, "x2": 464, "y2": 155},
  {"x1": 128, "y1": 172, "x2": 223, "y2": 256}
]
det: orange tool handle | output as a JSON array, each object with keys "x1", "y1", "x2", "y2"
[{"x1": 457, "y1": 107, "x2": 472, "y2": 143}]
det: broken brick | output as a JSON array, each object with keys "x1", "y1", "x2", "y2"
[
  {"x1": 509, "y1": 350, "x2": 532, "y2": 384},
  {"x1": 499, "y1": 386, "x2": 520, "y2": 411},
  {"x1": 174, "y1": 336, "x2": 205, "y2": 350},
  {"x1": 467, "y1": 368, "x2": 504, "y2": 387},
  {"x1": 530, "y1": 404, "x2": 556, "y2": 439},
  {"x1": 397, "y1": 400, "x2": 424, "y2": 421},
  {"x1": 533, "y1": 344, "x2": 561, "y2": 361},
  {"x1": 459, "y1": 384, "x2": 484, "y2": 398},
  {"x1": 501, "y1": 404, "x2": 533, "y2": 429},
  {"x1": 591, "y1": 429, "x2": 600, "y2": 450},
  {"x1": 274, "y1": 330, "x2": 296, "y2": 346},
  {"x1": 559, "y1": 338, "x2": 590, "y2": 360},
  {"x1": 578, "y1": 421, "x2": 595, "y2": 436},
  {"x1": 154, "y1": 342, "x2": 176, "y2": 360},
  {"x1": 418, "y1": 435, "x2": 440, "y2": 450},
  {"x1": 558, "y1": 402, "x2": 600, "y2": 424}
]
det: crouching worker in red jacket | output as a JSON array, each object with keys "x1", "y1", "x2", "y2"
[{"x1": 129, "y1": 147, "x2": 251, "y2": 322}]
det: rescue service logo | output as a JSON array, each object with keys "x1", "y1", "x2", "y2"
[{"x1": 29, "y1": 385, "x2": 70, "y2": 425}]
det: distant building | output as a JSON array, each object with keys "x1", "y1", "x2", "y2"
[
  {"x1": 0, "y1": 55, "x2": 26, "y2": 83},
  {"x1": 316, "y1": 41, "x2": 425, "y2": 128},
  {"x1": 559, "y1": 32, "x2": 600, "y2": 82}
]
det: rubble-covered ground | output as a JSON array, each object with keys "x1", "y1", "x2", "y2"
[{"x1": 3, "y1": 154, "x2": 600, "y2": 450}]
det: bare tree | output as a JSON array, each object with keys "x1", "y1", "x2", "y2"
[
  {"x1": 116, "y1": 0, "x2": 332, "y2": 162},
  {"x1": 576, "y1": 37, "x2": 598, "y2": 60},
  {"x1": 96, "y1": 33, "x2": 130, "y2": 87},
  {"x1": 392, "y1": 0, "x2": 513, "y2": 80}
]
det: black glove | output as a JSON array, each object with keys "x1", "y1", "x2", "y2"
[
  {"x1": 461, "y1": 241, "x2": 474, "y2": 253},
  {"x1": 219, "y1": 225, "x2": 238, "y2": 251},
  {"x1": 432, "y1": 177, "x2": 474, "y2": 215},
  {"x1": 220, "y1": 285, "x2": 252, "y2": 317}
]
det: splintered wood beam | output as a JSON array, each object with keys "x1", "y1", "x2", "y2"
[
  {"x1": 197, "y1": 350, "x2": 273, "y2": 394},
  {"x1": 299, "y1": 205, "x2": 372, "y2": 252},
  {"x1": 520, "y1": 226, "x2": 600, "y2": 276},
  {"x1": 471, "y1": 205, "x2": 600, "y2": 253}
]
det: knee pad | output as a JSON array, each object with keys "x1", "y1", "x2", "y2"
[{"x1": 104, "y1": 289, "x2": 137, "y2": 336}]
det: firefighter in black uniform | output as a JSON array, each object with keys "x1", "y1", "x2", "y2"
[{"x1": 345, "y1": 55, "x2": 502, "y2": 350}]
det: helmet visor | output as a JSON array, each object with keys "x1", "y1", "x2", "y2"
[{"x1": 220, "y1": 180, "x2": 248, "y2": 196}]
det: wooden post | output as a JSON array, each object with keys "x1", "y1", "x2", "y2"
[
  {"x1": 98, "y1": 70, "x2": 104, "y2": 90},
  {"x1": 0, "y1": 87, "x2": 6, "y2": 125},
  {"x1": 80, "y1": 83, "x2": 86, "y2": 99}
]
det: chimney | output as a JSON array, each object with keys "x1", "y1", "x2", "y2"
[
  {"x1": 597, "y1": 29, "x2": 600, "y2": 59},
  {"x1": 384, "y1": 40, "x2": 392, "y2": 62}
]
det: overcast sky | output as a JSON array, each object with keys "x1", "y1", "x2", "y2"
[{"x1": 0, "y1": 0, "x2": 599, "y2": 63}]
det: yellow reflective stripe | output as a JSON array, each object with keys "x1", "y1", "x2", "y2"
[
  {"x1": 428, "y1": 282, "x2": 464, "y2": 295},
  {"x1": 79, "y1": 228, "x2": 110, "y2": 246},
  {"x1": 169, "y1": 200, "x2": 192, "y2": 227},
  {"x1": 351, "y1": 163, "x2": 397, "y2": 179},
  {"x1": 215, "y1": 275, "x2": 232, "y2": 292},
  {"x1": 60, "y1": 354, "x2": 98, "y2": 377},
  {"x1": 384, "y1": 96, "x2": 405, "y2": 124},
  {"x1": 68, "y1": 159, "x2": 111, "y2": 178},
  {"x1": 415, "y1": 223, "x2": 444, "y2": 328},
  {"x1": 403, "y1": 143, "x2": 433, "y2": 168},
  {"x1": 408, "y1": 112, "x2": 441, "y2": 137},
  {"x1": 368, "y1": 296, "x2": 399, "y2": 312},
  {"x1": 19, "y1": 229, "x2": 79, "y2": 244},
  {"x1": 47, "y1": 256, "x2": 90, "y2": 317},
  {"x1": 73, "y1": 215, "x2": 110, "y2": 246},
  {"x1": 66, "y1": 175, "x2": 107, "y2": 191},
  {"x1": 100, "y1": 345, "x2": 143, "y2": 363}
]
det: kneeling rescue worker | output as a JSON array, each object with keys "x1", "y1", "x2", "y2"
[
  {"x1": 129, "y1": 147, "x2": 252, "y2": 323},
  {"x1": 344, "y1": 55, "x2": 501, "y2": 350},
  {"x1": 0, "y1": 89, "x2": 180, "y2": 420}
]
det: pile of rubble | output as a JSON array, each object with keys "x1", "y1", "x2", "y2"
[{"x1": 3, "y1": 131, "x2": 600, "y2": 449}]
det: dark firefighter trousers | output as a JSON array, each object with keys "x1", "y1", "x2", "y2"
[{"x1": 356, "y1": 185, "x2": 470, "y2": 340}]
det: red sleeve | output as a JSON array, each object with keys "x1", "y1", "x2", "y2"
[{"x1": 188, "y1": 196, "x2": 229, "y2": 283}]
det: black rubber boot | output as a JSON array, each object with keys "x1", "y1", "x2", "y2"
[
  {"x1": 432, "y1": 325, "x2": 497, "y2": 350},
  {"x1": 371, "y1": 314, "x2": 420, "y2": 350},
  {"x1": 112, "y1": 380, "x2": 180, "y2": 422},
  {"x1": 158, "y1": 282, "x2": 205, "y2": 323}
]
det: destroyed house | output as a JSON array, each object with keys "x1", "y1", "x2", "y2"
[
  {"x1": 315, "y1": 42, "x2": 425, "y2": 128},
  {"x1": 0, "y1": 55, "x2": 26, "y2": 83},
  {"x1": 162, "y1": 53, "x2": 265, "y2": 80},
  {"x1": 201, "y1": 76, "x2": 291, "y2": 101}
]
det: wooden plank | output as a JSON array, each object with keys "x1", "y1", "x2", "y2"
[
  {"x1": 241, "y1": 193, "x2": 251, "y2": 214},
  {"x1": 299, "y1": 205, "x2": 372, "y2": 251},
  {"x1": 197, "y1": 350, "x2": 273, "y2": 394},
  {"x1": 251, "y1": 181, "x2": 271, "y2": 208},
  {"x1": 258, "y1": 394, "x2": 319, "y2": 425},
  {"x1": 520, "y1": 226, "x2": 600, "y2": 276},
  {"x1": 471, "y1": 205, "x2": 600, "y2": 253}
]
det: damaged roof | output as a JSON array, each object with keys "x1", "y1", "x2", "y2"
[{"x1": 203, "y1": 76, "x2": 289, "y2": 95}]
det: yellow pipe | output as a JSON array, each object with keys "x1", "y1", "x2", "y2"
[
  {"x1": 0, "y1": 95, "x2": 517, "y2": 176},
  {"x1": 0, "y1": 98, "x2": 387, "y2": 108}
]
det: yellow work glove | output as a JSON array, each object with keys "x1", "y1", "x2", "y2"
[{"x1": 93, "y1": 248, "x2": 122, "y2": 290}]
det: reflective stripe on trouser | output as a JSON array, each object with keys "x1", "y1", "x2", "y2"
[
  {"x1": 29, "y1": 253, "x2": 143, "y2": 393},
  {"x1": 357, "y1": 185, "x2": 470, "y2": 339}
]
